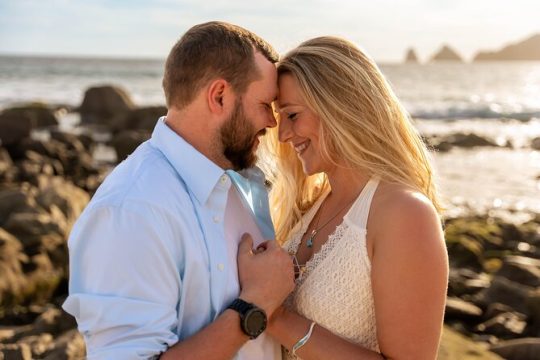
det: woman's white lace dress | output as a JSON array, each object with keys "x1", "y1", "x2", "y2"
[{"x1": 282, "y1": 179, "x2": 380, "y2": 359}]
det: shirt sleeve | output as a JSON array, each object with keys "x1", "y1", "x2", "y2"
[{"x1": 63, "y1": 202, "x2": 182, "y2": 360}]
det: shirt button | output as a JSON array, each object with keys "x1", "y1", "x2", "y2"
[
  {"x1": 220, "y1": 175, "x2": 228, "y2": 184},
  {"x1": 213, "y1": 216, "x2": 220, "y2": 223},
  {"x1": 218, "y1": 263, "x2": 225, "y2": 271}
]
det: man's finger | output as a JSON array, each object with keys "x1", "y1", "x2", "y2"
[{"x1": 238, "y1": 233, "x2": 254, "y2": 255}]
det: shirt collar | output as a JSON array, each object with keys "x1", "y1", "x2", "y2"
[{"x1": 150, "y1": 117, "x2": 225, "y2": 205}]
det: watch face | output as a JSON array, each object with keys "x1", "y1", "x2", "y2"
[{"x1": 245, "y1": 309, "x2": 267, "y2": 337}]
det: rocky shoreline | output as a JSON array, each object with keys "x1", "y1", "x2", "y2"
[{"x1": 1, "y1": 86, "x2": 539, "y2": 359}]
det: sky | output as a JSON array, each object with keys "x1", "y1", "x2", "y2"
[{"x1": 0, "y1": 0, "x2": 539, "y2": 62}]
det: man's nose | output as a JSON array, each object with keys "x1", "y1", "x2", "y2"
[{"x1": 278, "y1": 117, "x2": 292, "y2": 143}]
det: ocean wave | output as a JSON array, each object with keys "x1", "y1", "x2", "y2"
[{"x1": 410, "y1": 106, "x2": 540, "y2": 121}]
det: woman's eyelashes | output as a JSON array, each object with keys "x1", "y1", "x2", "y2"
[{"x1": 287, "y1": 112, "x2": 298, "y2": 121}]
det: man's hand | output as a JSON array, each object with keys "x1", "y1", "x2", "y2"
[{"x1": 237, "y1": 233, "x2": 295, "y2": 318}]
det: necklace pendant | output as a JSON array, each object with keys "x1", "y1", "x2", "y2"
[{"x1": 307, "y1": 230, "x2": 317, "y2": 248}]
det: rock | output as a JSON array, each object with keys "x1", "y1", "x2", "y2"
[
  {"x1": 114, "y1": 106, "x2": 167, "y2": 132},
  {"x1": 431, "y1": 45, "x2": 464, "y2": 62},
  {"x1": 532, "y1": 137, "x2": 540, "y2": 150},
  {"x1": 0, "y1": 228, "x2": 28, "y2": 307},
  {"x1": 36, "y1": 177, "x2": 89, "y2": 226},
  {"x1": 16, "y1": 333, "x2": 54, "y2": 358},
  {"x1": 445, "y1": 297, "x2": 483, "y2": 322},
  {"x1": 490, "y1": 338, "x2": 540, "y2": 360},
  {"x1": 475, "y1": 33, "x2": 540, "y2": 61},
  {"x1": 41, "y1": 329, "x2": 85, "y2": 360},
  {"x1": 475, "y1": 276, "x2": 533, "y2": 316},
  {"x1": 448, "y1": 268, "x2": 490, "y2": 297},
  {"x1": 50, "y1": 130, "x2": 92, "y2": 154},
  {"x1": 495, "y1": 256, "x2": 540, "y2": 287},
  {"x1": 0, "y1": 188, "x2": 39, "y2": 226},
  {"x1": 0, "y1": 112, "x2": 32, "y2": 147},
  {"x1": 437, "y1": 325, "x2": 503, "y2": 359},
  {"x1": 484, "y1": 303, "x2": 524, "y2": 320},
  {"x1": 446, "y1": 133, "x2": 498, "y2": 148},
  {"x1": 475, "y1": 312, "x2": 527, "y2": 338},
  {"x1": 404, "y1": 47, "x2": 419, "y2": 63},
  {"x1": 79, "y1": 85, "x2": 135, "y2": 125},
  {"x1": 3, "y1": 212, "x2": 66, "y2": 249},
  {"x1": 111, "y1": 130, "x2": 151, "y2": 161},
  {"x1": 0, "y1": 343, "x2": 32, "y2": 360}
]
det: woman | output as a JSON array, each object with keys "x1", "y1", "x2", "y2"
[{"x1": 262, "y1": 37, "x2": 449, "y2": 359}]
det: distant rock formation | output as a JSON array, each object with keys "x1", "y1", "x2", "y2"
[
  {"x1": 404, "y1": 48, "x2": 419, "y2": 63},
  {"x1": 430, "y1": 45, "x2": 463, "y2": 62},
  {"x1": 474, "y1": 33, "x2": 540, "y2": 61}
]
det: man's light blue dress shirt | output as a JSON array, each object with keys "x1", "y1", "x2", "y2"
[{"x1": 63, "y1": 118, "x2": 276, "y2": 359}]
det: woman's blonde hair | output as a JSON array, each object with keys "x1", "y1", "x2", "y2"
[{"x1": 260, "y1": 36, "x2": 441, "y2": 243}]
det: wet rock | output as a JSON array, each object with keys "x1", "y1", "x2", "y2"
[
  {"x1": 448, "y1": 268, "x2": 490, "y2": 296},
  {"x1": 111, "y1": 130, "x2": 150, "y2": 161},
  {"x1": 475, "y1": 276, "x2": 533, "y2": 316},
  {"x1": 445, "y1": 297, "x2": 483, "y2": 322},
  {"x1": 0, "y1": 343, "x2": 32, "y2": 359},
  {"x1": 17, "y1": 333, "x2": 54, "y2": 358},
  {"x1": 475, "y1": 312, "x2": 527, "y2": 338},
  {"x1": 41, "y1": 329, "x2": 85, "y2": 360},
  {"x1": 490, "y1": 337, "x2": 540, "y2": 360},
  {"x1": 495, "y1": 256, "x2": 540, "y2": 287},
  {"x1": 79, "y1": 85, "x2": 135, "y2": 125}
]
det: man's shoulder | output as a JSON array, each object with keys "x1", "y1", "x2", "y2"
[{"x1": 90, "y1": 142, "x2": 190, "y2": 210}]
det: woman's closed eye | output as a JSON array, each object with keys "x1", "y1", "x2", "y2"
[{"x1": 287, "y1": 112, "x2": 298, "y2": 121}]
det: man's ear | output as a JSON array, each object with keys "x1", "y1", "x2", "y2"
[{"x1": 207, "y1": 79, "x2": 234, "y2": 115}]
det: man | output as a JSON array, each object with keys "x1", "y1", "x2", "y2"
[{"x1": 63, "y1": 22, "x2": 295, "y2": 359}]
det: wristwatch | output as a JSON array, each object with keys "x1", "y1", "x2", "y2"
[{"x1": 227, "y1": 298, "x2": 267, "y2": 339}]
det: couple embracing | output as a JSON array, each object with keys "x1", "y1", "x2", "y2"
[{"x1": 63, "y1": 21, "x2": 448, "y2": 360}]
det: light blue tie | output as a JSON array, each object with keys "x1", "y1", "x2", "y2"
[{"x1": 225, "y1": 167, "x2": 276, "y2": 240}]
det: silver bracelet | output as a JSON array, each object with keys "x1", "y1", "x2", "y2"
[{"x1": 291, "y1": 321, "x2": 316, "y2": 356}]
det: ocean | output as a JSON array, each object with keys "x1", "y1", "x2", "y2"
[{"x1": 1, "y1": 55, "x2": 539, "y2": 218}]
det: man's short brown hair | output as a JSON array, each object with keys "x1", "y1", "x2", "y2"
[{"x1": 162, "y1": 21, "x2": 279, "y2": 109}]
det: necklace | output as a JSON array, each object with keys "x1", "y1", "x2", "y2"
[{"x1": 305, "y1": 196, "x2": 356, "y2": 248}]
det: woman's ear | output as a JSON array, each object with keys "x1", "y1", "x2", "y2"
[{"x1": 207, "y1": 79, "x2": 235, "y2": 115}]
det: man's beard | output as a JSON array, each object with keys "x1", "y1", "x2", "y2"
[{"x1": 220, "y1": 100, "x2": 264, "y2": 170}]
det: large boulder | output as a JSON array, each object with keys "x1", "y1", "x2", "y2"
[
  {"x1": 111, "y1": 130, "x2": 150, "y2": 161},
  {"x1": 79, "y1": 85, "x2": 135, "y2": 125},
  {"x1": 1, "y1": 104, "x2": 58, "y2": 127},
  {"x1": 113, "y1": 106, "x2": 167, "y2": 132},
  {"x1": 474, "y1": 276, "x2": 533, "y2": 316},
  {"x1": 0, "y1": 112, "x2": 32, "y2": 147},
  {"x1": 490, "y1": 338, "x2": 540, "y2": 360}
]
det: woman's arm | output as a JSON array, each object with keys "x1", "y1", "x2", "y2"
[{"x1": 267, "y1": 190, "x2": 448, "y2": 360}]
